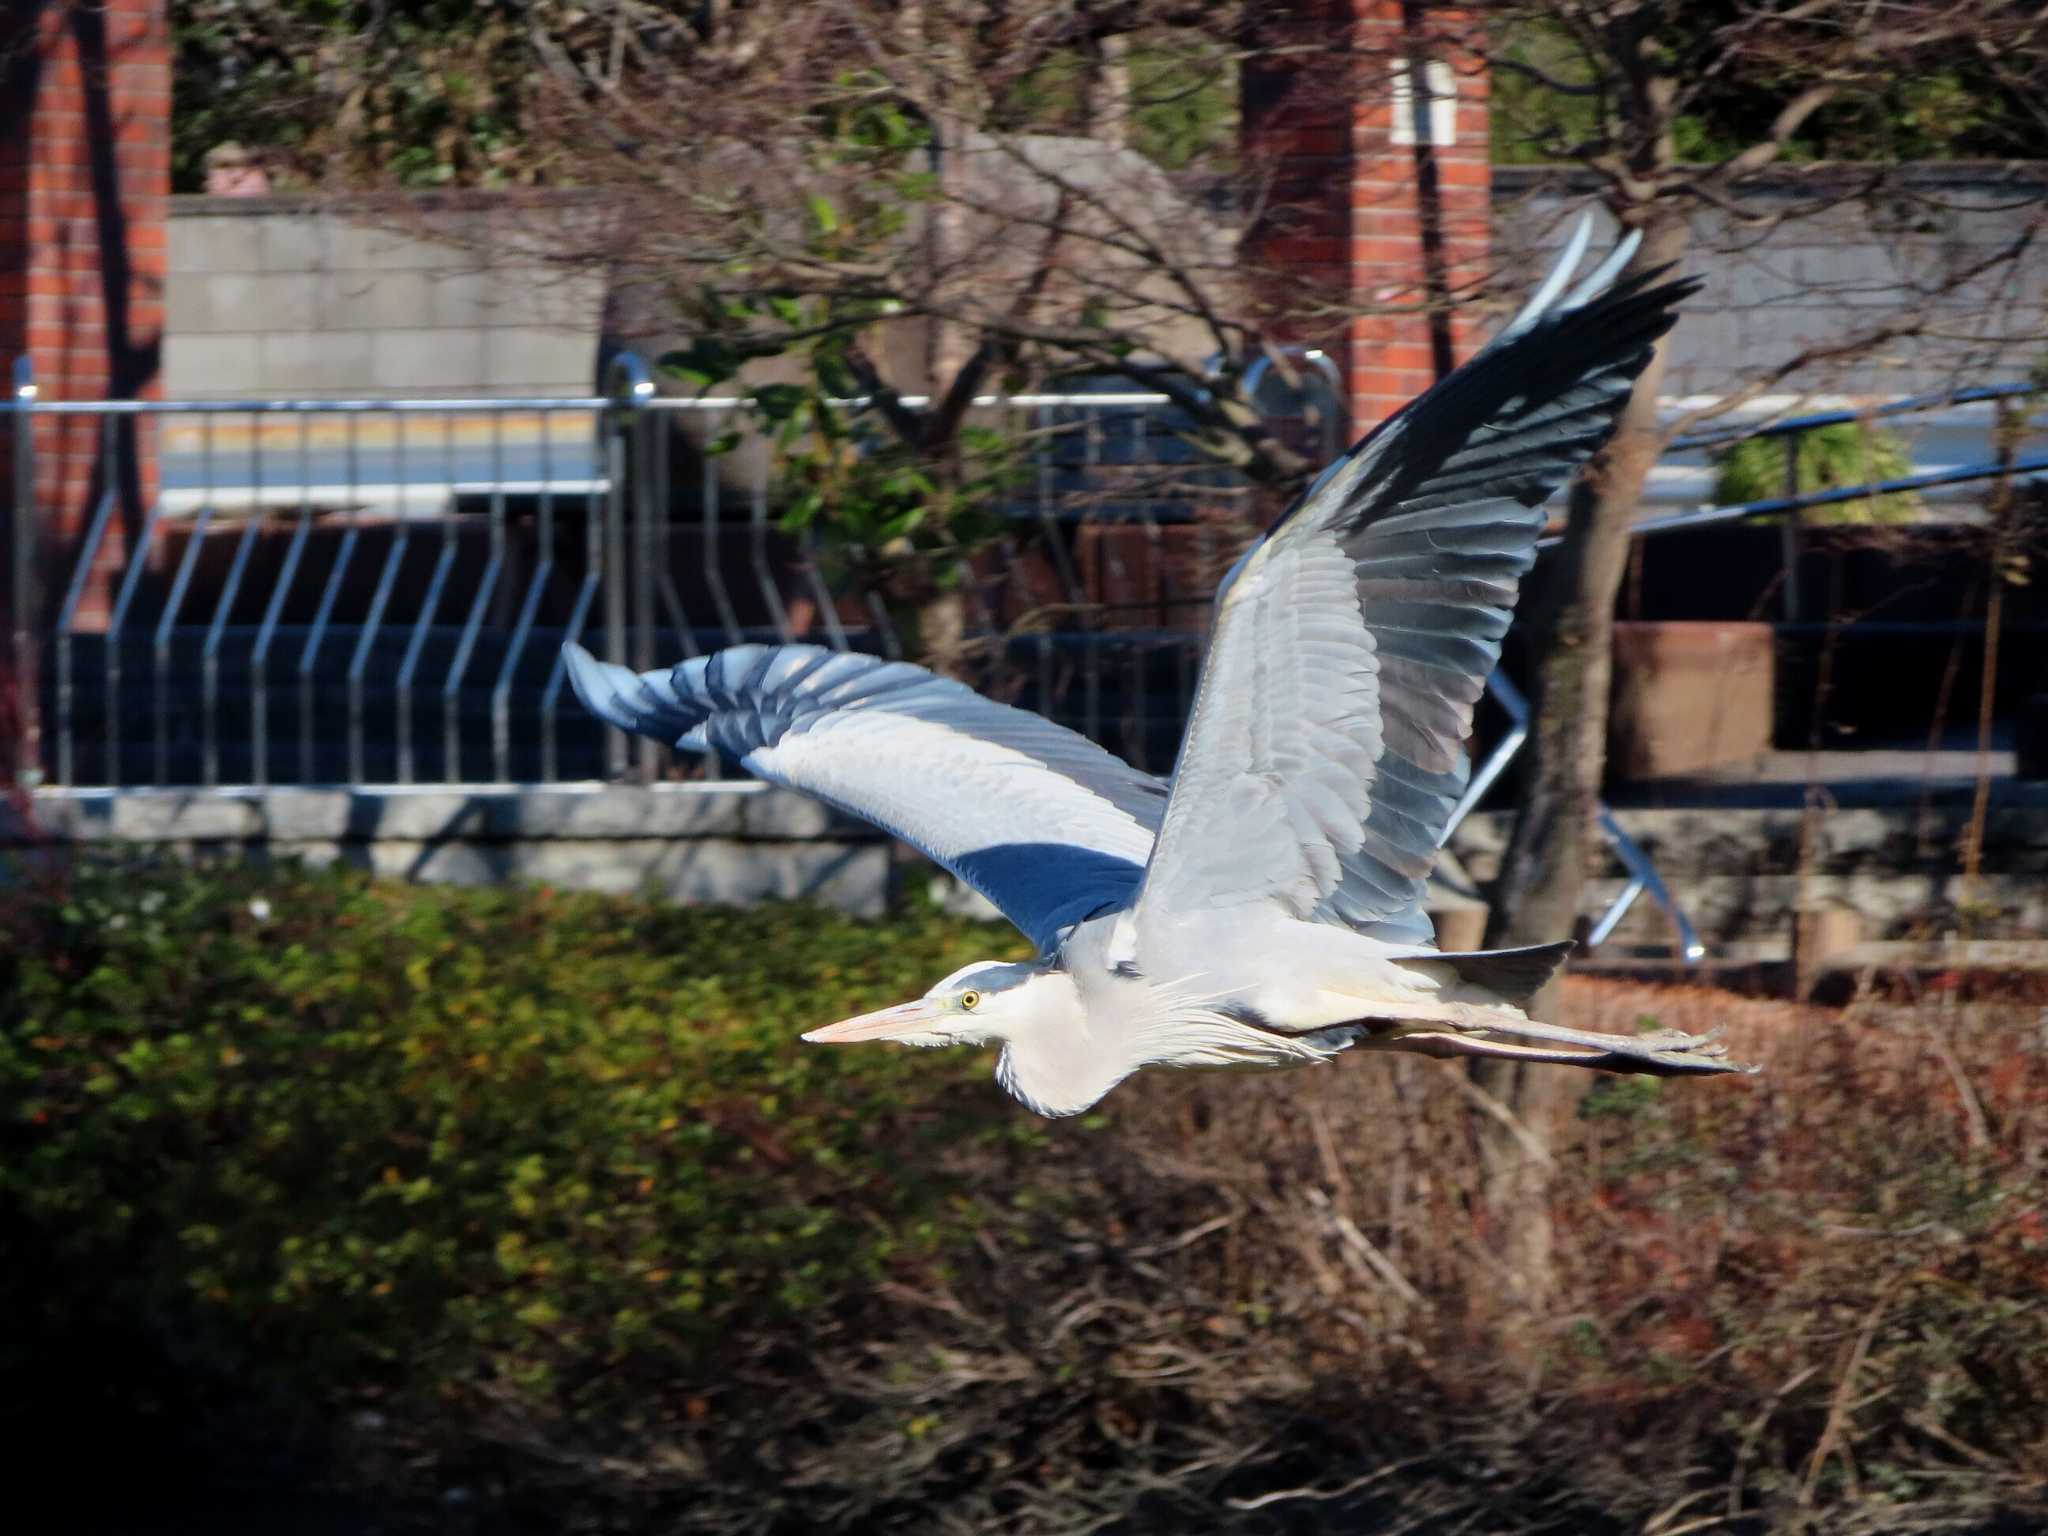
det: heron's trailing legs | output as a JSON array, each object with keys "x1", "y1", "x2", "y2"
[{"x1": 1353, "y1": 1010, "x2": 1753, "y2": 1077}]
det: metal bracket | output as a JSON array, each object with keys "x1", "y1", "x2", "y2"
[{"x1": 1443, "y1": 669, "x2": 1706, "y2": 963}]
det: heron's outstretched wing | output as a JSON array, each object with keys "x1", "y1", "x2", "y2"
[
  {"x1": 564, "y1": 643, "x2": 1168, "y2": 950},
  {"x1": 1136, "y1": 228, "x2": 1698, "y2": 936}
]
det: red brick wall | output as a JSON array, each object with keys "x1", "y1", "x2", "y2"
[
  {"x1": 1242, "y1": 1, "x2": 1490, "y2": 437},
  {"x1": 2, "y1": 0, "x2": 169, "y2": 773}
]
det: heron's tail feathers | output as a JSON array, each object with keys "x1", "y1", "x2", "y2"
[{"x1": 1434, "y1": 940, "x2": 1574, "y2": 1004}]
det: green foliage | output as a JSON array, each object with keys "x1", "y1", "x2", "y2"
[
  {"x1": 1126, "y1": 38, "x2": 1240, "y2": 172},
  {"x1": 814, "y1": 71, "x2": 935, "y2": 159},
  {"x1": 171, "y1": 4, "x2": 2048, "y2": 192},
  {"x1": 1489, "y1": 11, "x2": 2048, "y2": 166},
  {"x1": 0, "y1": 860, "x2": 1033, "y2": 1426},
  {"x1": 1714, "y1": 421, "x2": 1922, "y2": 525},
  {"x1": 773, "y1": 414, "x2": 1020, "y2": 571},
  {"x1": 993, "y1": 32, "x2": 1238, "y2": 172},
  {"x1": 172, "y1": 1, "x2": 539, "y2": 190},
  {"x1": 638, "y1": 93, "x2": 1044, "y2": 657},
  {"x1": 1488, "y1": 19, "x2": 1604, "y2": 167},
  {"x1": 1577, "y1": 1072, "x2": 1661, "y2": 1121},
  {"x1": 663, "y1": 287, "x2": 1027, "y2": 650},
  {"x1": 170, "y1": 6, "x2": 1242, "y2": 192}
]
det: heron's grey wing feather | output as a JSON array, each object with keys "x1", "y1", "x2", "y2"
[
  {"x1": 1139, "y1": 233, "x2": 1698, "y2": 937},
  {"x1": 564, "y1": 642, "x2": 1168, "y2": 950}
]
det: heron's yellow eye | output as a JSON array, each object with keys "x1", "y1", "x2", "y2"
[{"x1": 959, "y1": 989, "x2": 981, "y2": 1012}]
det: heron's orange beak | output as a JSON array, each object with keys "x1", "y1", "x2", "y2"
[{"x1": 801, "y1": 998, "x2": 945, "y2": 1044}]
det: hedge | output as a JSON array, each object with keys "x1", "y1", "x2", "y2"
[
  {"x1": 1, "y1": 862, "x2": 1041, "y2": 1477},
  {"x1": 5, "y1": 858, "x2": 2046, "y2": 1535}
]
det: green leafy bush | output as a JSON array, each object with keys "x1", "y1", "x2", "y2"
[
  {"x1": 0, "y1": 860, "x2": 1035, "y2": 1433},
  {"x1": 1714, "y1": 422, "x2": 1922, "y2": 525}
]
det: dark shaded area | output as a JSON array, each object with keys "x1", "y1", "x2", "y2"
[
  {"x1": 1, "y1": 2, "x2": 49, "y2": 784},
  {"x1": 1505, "y1": 518, "x2": 2048, "y2": 757}
]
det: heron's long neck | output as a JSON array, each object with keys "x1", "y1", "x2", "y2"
[{"x1": 992, "y1": 974, "x2": 1135, "y2": 1119}]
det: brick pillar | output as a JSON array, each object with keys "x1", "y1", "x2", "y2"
[
  {"x1": 1242, "y1": 1, "x2": 1490, "y2": 438},
  {"x1": 1, "y1": 0, "x2": 170, "y2": 779}
]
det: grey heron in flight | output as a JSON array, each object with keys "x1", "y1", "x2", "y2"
[{"x1": 566, "y1": 223, "x2": 1745, "y2": 1118}]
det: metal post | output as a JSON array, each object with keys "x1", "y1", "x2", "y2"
[
  {"x1": 631, "y1": 387, "x2": 659, "y2": 779},
  {"x1": 601, "y1": 424, "x2": 627, "y2": 778},
  {"x1": 10, "y1": 356, "x2": 41, "y2": 786},
  {"x1": 602, "y1": 353, "x2": 652, "y2": 780},
  {"x1": 1780, "y1": 432, "x2": 1801, "y2": 623},
  {"x1": 1454, "y1": 669, "x2": 1705, "y2": 963}
]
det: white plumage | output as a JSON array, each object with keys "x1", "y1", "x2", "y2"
[{"x1": 566, "y1": 223, "x2": 1748, "y2": 1117}]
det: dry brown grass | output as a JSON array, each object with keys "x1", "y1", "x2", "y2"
[{"x1": 580, "y1": 973, "x2": 2048, "y2": 1534}]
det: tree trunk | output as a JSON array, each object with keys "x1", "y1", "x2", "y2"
[
  {"x1": 916, "y1": 583, "x2": 970, "y2": 679},
  {"x1": 1469, "y1": 211, "x2": 1691, "y2": 1308},
  {"x1": 906, "y1": 2, "x2": 980, "y2": 392}
]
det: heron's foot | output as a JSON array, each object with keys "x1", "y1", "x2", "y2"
[
  {"x1": 1633, "y1": 1027, "x2": 1706, "y2": 1050},
  {"x1": 1634, "y1": 1027, "x2": 1726, "y2": 1055},
  {"x1": 1479, "y1": 1017, "x2": 1754, "y2": 1077},
  {"x1": 1589, "y1": 1028, "x2": 1748, "y2": 1077}
]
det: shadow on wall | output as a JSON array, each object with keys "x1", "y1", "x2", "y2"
[
  {"x1": 62, "y1": 0, "x2": 161, "y2": 582},
  {"x1": 2, "y1": 785, "x2": 896, "y2": 917}
]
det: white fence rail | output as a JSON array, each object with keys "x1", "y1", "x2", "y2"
[{"x1": 7, "y1": 357, "x2": 1337, "y2": 791}]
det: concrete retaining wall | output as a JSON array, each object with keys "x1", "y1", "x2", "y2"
[
  {"x1": 1455, "y1": 803, "x2": 2048, "y2": 954},
  {"x1": 10, "y1": 788, "x2": 2046, "y2": 955},
  {"x1": 9, "y1": 785, "x2": 891, "y2": 915}
]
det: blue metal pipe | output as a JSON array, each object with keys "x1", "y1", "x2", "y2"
[{"x1": 1667, "y1": 380, "x2": 2039, "y2": 454}]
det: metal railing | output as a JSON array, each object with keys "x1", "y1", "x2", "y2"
[
  {"x1": 1442, "y1": 671, "x2": 1706, "y2": 963},
  {"x1": 1654, "y1": 380, "x2": 2045, "y2": 623},
  {"x1": 10, "y1": 357, "x2": 2033, "y2": 960},
  {"x1": 1664, "y1": 380, "x2": 2042, "y2": 456},
  {"x1": 5, "y1": 359, "x2": 1307, "y2": 793},
  {"x1": 1441, "y1": 379, "x2": 2044, "y2": 959},
  {"x1": 20, "y1": 384, "x2": 618, "y2": 788}
]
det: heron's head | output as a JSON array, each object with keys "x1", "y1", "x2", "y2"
[{"x1": 801, "y1": 959, "x2": 1070, "y2": 1050}]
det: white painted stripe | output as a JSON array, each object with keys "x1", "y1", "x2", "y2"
[{"x1": 153, "y1": 481, "x2": 610, "y2": 517}]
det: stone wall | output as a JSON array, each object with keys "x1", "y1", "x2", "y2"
[
  {"x1": 11, "y1": 783, "x2": 892, "y2": 914},
  {"x1": 1454, "y1": 800, "x2": 2048, "y2": 957},
  {"x1": 1493, "y1": 165, "x2": 2048, "y2": 402},
  {"x1": 14, "y1": 785, "x2": 2048, "y2": 958},
  {"x1": 164, "y1": 197, "x2": 605, "y2": 399}
]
